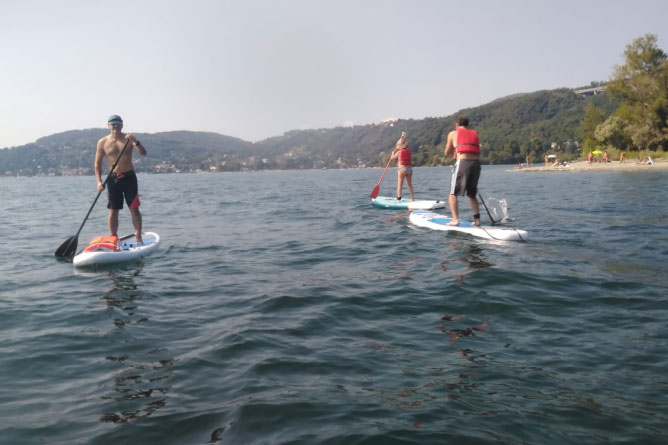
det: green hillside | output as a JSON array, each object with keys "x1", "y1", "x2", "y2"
[
  {"x1": 256, "y1": 88, "x2": 618, "y2": 167},
  {"x1": 0, "y1": 87, "x2": 617, "y2": 176}
]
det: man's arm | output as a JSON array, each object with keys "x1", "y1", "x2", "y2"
[
  {"x1": 94, "y1": 139, "x2": 105, "y2": 191},
  {"x1": 444, "y1": 131, "x2": 456, "y2": 156},
  {"x1": 127, "y1": 134, "x2": 147, "y2": 156}
]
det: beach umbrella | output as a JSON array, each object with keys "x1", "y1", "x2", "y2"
[
  {"x1": 592, "y1": 150, "x2": 603, "y2": 154},
  {"x1": 547, "y1": 154, "x2": 556, "y2": 159}
]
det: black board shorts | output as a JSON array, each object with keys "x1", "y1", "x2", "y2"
[
  {"x1": 107, "y1": 171, "x2": 140, "y2": 210},
  {"x1": 449, "y1": 159, "x2": 481, "y2": 198}
]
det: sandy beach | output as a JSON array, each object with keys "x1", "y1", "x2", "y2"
[{"x1": 513, "y1": 158, "x2": 668, "y2": 172}]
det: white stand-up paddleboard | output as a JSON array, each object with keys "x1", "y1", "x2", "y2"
[
  {"x1": 372, "y1": 196, "x2": 446, "y2": 210},
  {"x1": 410, "y1": 210, "x2": 528, "y2": 241},
  {"x1": 73, "y1": 232, "x2": 161, "y2": 267}
]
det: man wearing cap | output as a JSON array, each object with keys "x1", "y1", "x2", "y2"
[{"x1": 94, "y1": 115, "x2": 147, "y2": 244}]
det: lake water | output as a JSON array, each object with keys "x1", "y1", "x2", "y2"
[{"x1": 1, "y1": 166, "x2": 667, "y2": 444}]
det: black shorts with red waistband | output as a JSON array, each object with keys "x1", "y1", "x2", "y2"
[{"x1": 107, "y1": 170, "x2": 140, "y2": 210}]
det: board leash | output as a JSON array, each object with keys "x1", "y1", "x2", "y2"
[
  {"x1": 478, "y1": 193, "x2": 497, "y2": 226},
  {"x1": 476, "y1": 225, "x2": 526, "y2": 242}
]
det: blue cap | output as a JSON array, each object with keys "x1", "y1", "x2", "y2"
[{"x1": 108, "y1": 115, "x2": 123, "y2": 124}]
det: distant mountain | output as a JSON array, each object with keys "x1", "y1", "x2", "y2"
[
  {"x1": 0, "y1": 87, "x2": 617, "y2": 176},
  {"x1": 0, "y1": 130, "x2": 253, "y2": 175}
]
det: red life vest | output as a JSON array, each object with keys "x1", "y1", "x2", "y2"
[
  {"x1": 398, "y1": 147, "x2": 411, "y2": 165},
  {"x1": 455, "y1": 128, "x2": 480, "y2": 155}
]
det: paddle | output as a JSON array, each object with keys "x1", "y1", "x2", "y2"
[
  {"x1": 478, "y1": 193, "x2": 497, "y2": 226},
  {"x1": 370, "y1": 156, "x2": 393, "y2": 199},
  {"x1": 55, "y1": 139, "x2": 131, "y2": 259}
]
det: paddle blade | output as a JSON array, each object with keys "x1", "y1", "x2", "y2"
[
  {"x1": 370, "y1": 184, "x2": 380, "y2": 199},
  {"x1": 55, "y1": 236, "x2": 78, "y2": 259}
]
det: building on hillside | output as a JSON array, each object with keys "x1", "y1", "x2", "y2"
[{"x1": 574, "y1": 86, "x2": 605, "y2": 96}]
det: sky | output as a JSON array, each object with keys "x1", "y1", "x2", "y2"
[{"x1": 1, "y1": 0, "x2": 667, "y2": 148}]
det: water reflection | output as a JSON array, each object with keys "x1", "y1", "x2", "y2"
[
  {"x1": 439, "y1": 238, "x2": 493, "y2": 283},
  {"x1": 383, "y1": 235, "x2": 496, "y2": 417},
  {"x1": 439, "y1": 314, "x2": 490, "y2": 346},
  {"x1": 436, "y1": 239, "x2": 494, "y2": 404},
  {"x1": 367, "y1": 311, "x2": 495, "y2": 417},
  {"x1": 434, "y1": 314, "x2": 497, "y2": 412},
  {"x1": 98, "y1": 265, "x2": 174, "y2": 424}
]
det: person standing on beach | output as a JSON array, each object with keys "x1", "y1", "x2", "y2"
[
  {"x1": 588, "y1": 151, "x2": 593, "y2": 165},
  {"x1": 620, "y1": 151, "x2": 626, "y2": 163},
  {"x1": 444, "y1": 116, "x2": 481, "y2": 226},
  {"x1": 389, "y1": 132, "x2": 415, "y2": 201},
  {"x1": 94, "y1": 115, "x2": 147, "y2": 244}
]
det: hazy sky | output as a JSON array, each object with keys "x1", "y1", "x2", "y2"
[{"x1": 1, "y1": 0, "x2": 666, "y2": 148}]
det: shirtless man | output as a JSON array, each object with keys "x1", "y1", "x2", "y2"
[
  {"x1": 94, "y1": 115, "x2": 147, "y2": 244},
  {"x1": 444, "y1": 116, "x2": 481, "y2": 226}
]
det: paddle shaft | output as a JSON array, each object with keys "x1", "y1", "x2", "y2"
[
  {"x1": 63, "y1": 139, "x2": 132, "y2": 249},
  {"x1": 370, "y1": 156, "x2": 393, "y2": 198},
  {"x1": 478, "y1": 193, "x2": 497, "y2": 226}
]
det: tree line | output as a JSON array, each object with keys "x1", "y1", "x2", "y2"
[{"x1": 580, "y1": 34, "x2": 668, "y2": 154}]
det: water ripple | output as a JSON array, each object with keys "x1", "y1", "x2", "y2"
[{"x1": 1, "y1": 168, "x2": 667, "y2": 444}]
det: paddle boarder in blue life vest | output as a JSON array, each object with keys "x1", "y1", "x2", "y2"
[
  {"x1": 94, "y1": 115, "x2": 147, "y2": 244},
  {"x1": 389, "y1": 131, "x2": 415, "y2": 201},
  {"x1": 444, "y1": 116, "x2": 481, "y2": 226}
]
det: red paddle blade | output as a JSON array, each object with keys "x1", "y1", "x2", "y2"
[{"x1": 370, "y1": 184, "x2": 380, "y2": 199}]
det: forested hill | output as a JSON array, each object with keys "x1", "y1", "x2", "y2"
[
  {"x1": 254, "y1": 88, "x2": 616, "y2": 168},
  {"x1": 1, "y1": 87, "x2": 616, "y2": 176}
]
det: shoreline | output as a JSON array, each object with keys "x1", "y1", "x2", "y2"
[{"x1": 512, "y1": 159, "x2": 668, "y2": 172}]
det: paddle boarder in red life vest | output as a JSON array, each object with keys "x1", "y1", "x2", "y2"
[
  {"x1": 94, "y1": 115, "x2": 147, "y2": 244},
  {"x1": 444, "y1": 116, "x2": 481, "y2": 226},
  {"x1": 389, "y1": 132, "x2": 415, "y2": 201}
]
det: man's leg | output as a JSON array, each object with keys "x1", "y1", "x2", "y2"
[
  {"x1": 447, "y1": 194, "x2": 459, "y2": 225},
  {"x1": 130, "y1": 207, "x2": 143, "y2": 244},
  {"x1": 108, "y1": 209, "x2": 119, "y2": 237},
  {"x1": 469, "y1": 196, "x2": 480, "y2": 226}
]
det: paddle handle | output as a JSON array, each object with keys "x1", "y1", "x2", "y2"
[{"x1": 72, "y1": 139, "x2": 132, "y2": 238}]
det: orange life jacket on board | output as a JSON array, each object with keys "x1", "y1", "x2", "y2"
[{"x1": 83, "y1": 236, "x2": 120, "y2": 252}]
